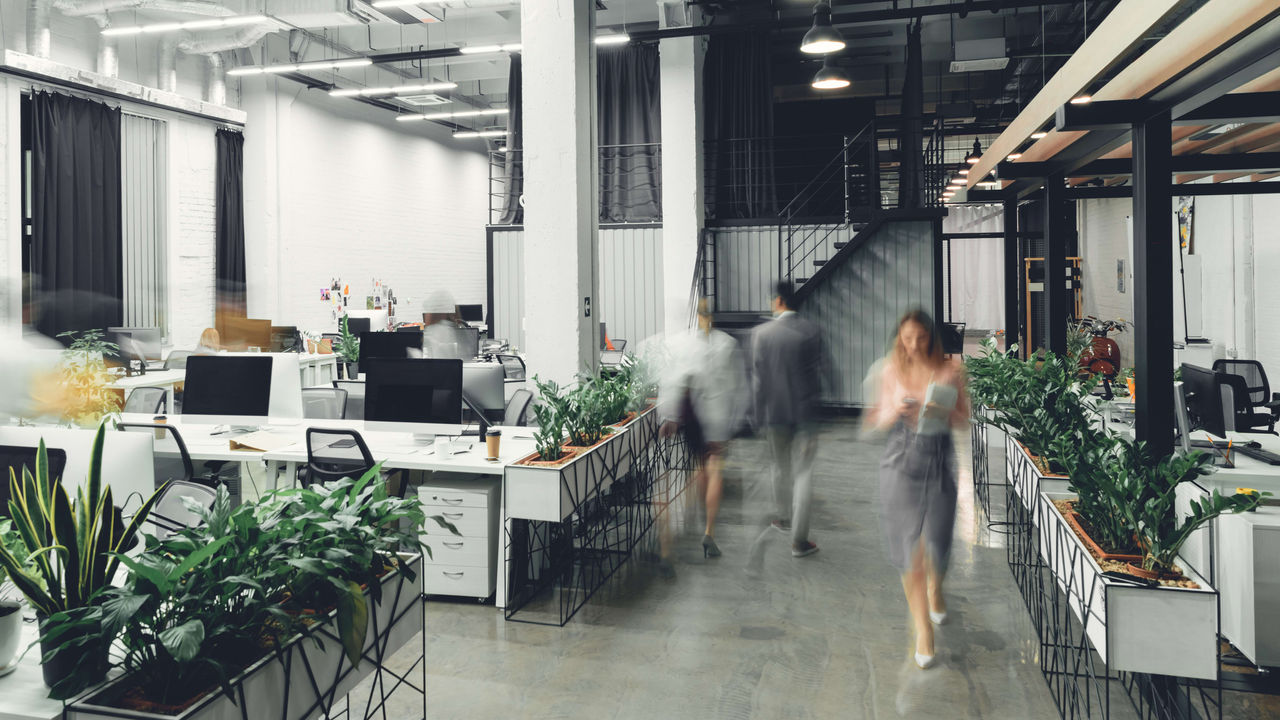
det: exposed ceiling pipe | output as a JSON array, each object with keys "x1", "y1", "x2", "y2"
[
  {"x1": 420, "y1": 0, "x2": 522, "y2": 8},
  {"x1": 176, "y1": 23, "x2": 276, "y2": 55},
  {"x1": 95, "y1": 16, "x2": 119, "y2": 77},
  {"x1": 53, "y1": 0, "x2": 234, "y2": 17},
  {"x1": 205, "y1": 52, "x2": 225, "y2": 105},
  {"x1": 27, "y1": 0, "x2": 52, "y2": 59},
  {"x1": 158, "y1": 35, "x2": 178, "y2": 92}
]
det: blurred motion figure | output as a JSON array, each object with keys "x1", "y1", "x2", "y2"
[{"x1": 865, "y1": 309, "x2": 968, "y2": 670}]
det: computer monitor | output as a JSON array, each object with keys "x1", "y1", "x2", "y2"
[
  {"x1": 270, "y1": 326, "x2": 298, "y2": 353},
  {"x1": 457, "y1": 304, "x2": 484, "y2": 323},
  {"x1": 1175, "y1": 382, "x2": 1193, "y2": 454},
  {"x1": 1180, "y1": 363, "x2": 1228, "y2": 439},
  {"x1": 363, "y1": 358, "x2": 463, "y2": 425},
  {"x1": 458, "y1": 326, "x2": 481, "y2": 359},
  {"x1": 342, "y1": 316, "x2": 371, "y2": 336},
  {"x1": 182, "y1": 355, "x2": 273, "y2": 419},
  {"x1": 463, "y1": 363, "x2": 505, "y2": 413},
  {"x1": 109, "y1": 327, "x2": 163, "y2": 363},
  {"x1": 358, "y1": 331, "x2": 421, "y2": 369}
]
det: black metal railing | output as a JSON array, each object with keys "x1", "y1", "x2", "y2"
[
  {"x1": 778, "y1": 122, "x2": 879, "y2": 283},
  {"x1": 703, "y1": 133, "x2": 868, "y2": 222},
  {"x1": 488, "y1": 143, "x2": 664, "y2": 225},
  {"x1": 923, "y1": 118, "x2": 947, "y2": 207}
]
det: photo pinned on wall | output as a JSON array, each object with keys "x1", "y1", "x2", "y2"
[
  {"x1": 321, "y1": 288, "x2": 331, "y2": 301},
  {"x1": 366, "y1": 296, "x2": 375, "y2": 310}
]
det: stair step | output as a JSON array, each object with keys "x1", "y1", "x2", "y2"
[
  {"x1": 796, "y1": 277, "x2": 810, "y2": 284},
  {"x1": 834, "y1": 242, "x2": 847, "y2": 249},
  {"x1": 813, "y1": 260, "x2": 827, "y2": 267}
]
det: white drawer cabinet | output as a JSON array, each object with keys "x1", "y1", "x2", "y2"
[{"x1": 419, "y1": 476, "x2": 499, "y2": 600}]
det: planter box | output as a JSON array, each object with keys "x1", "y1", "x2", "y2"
[
  {"x1": 1005, "y1": 434, "x2": 1070, "y2": 514},
  {"x1": 506, "y1": 426, "x2": 630, "y2": 523},
  {"x1": 1038, "y1": 492, "x2": 1219, "y2": 680},
  {"x1": 66, "y1": 554, "x2": 423, "y2": 720}
]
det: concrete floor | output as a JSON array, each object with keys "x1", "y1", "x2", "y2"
[{"x1": 356, "y1": 418, "x2": 1277, "y2": 719}]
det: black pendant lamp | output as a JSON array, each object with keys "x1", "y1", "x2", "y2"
[
  {"x1": 811, "y1": 55, "x2": 850, "y2": 90},
  {"x1": 965, "y1": 137, "x2": 982, "y2": 165},
  {"x1": 801, "y1": 2, "x2": 846, "y2": 54}
]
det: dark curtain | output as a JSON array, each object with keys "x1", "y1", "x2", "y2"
[
  {"x1": 704, "y1": 31, "x2": 776, "y2": 220},
  {"x1": 598, "y1": 43, "x2": 661, "y2": 222},
  {"x1": 30, "y1": 91, "x2": 123, "y2": 338},
  {"x1": 215, "y1": 128, "x2": 246, "y2": 317},
  {"x1": 897, "y1": 22, "x2": 924, "y2": 208},
  {"x1": 498, "y1": 54, "x2": 524, "y2": 225}
]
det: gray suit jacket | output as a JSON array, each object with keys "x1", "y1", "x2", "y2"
[{"x1": 751, "y1": 312, "x2": 825, "y2": 428}]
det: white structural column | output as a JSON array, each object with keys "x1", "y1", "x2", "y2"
[
  {"x1": 520, "y1": 0, "x2": 599, "y2": 384},
  {"x1": 658, "y1": 5, "x2": 705, "y2": 332}
]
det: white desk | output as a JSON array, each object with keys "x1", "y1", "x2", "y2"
[
  {"x1": 0, "y1": 619, "x2": 62, "y2": 720},
  {"x1": 295, "y1": 353, "x2": 339, "y2": 388},
  {"x1": 107, "y1": 369, "x2": 186, "y2": 413}
]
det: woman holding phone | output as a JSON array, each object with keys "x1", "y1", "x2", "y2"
[{"x1": 864, "y1": 308, "x2": 969, "y2": 669}]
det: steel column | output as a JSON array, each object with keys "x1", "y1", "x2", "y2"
[
  {"x1": 1044, "y1": 173, "x2": 1069, "y2": 355},
  {"x1": 1132, "y1": 110, "x2": 1175, "y2": 457},
  {"x1": 1003, "y1": 199, "x2": 1021, "y2": 353}
]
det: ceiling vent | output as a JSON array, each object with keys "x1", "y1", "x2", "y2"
[
  {"x1": 399, "y1": 93, "x2": 450, "y2": 105},
  {"x1": 950, "y1": 38, "x2": 1008, "y2": 73}
]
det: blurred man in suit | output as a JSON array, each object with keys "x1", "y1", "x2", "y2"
[{"x1": 749, "y1": 281, "x2": 825, "y2": 560}]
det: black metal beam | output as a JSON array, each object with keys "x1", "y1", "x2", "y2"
[
  {"x1": 1066, "y1": 181, "x2": 1280, "y2": 199},
  {"x1": 1003, "y1": 199, "x2": 1020, "y2": 354},
  {"x1": 1044, "y1": 174, "x2": 1070, "y2": 356},
  {"x1": 999, "y1": 152, "x2": 1280, "y2": 180},
  {"x1": 1055, "y1": 99, "x2": 1154, "y2": 132},
  {"x1": 1173, "y1": 92, "x2": 1280, "y2": 125},
  {"x1": 1132, "y1": 109, "x2": 1174, "y2": 458}
]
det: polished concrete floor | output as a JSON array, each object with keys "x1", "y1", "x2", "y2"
[{"x1": 360, "y1": 418, "x2": 1277, "y2": 719}]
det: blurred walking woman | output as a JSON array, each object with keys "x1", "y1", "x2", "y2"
[{"x1": 865, "y1": 309, "x2": 968, "y2": 670}]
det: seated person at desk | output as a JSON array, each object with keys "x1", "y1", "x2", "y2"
[
  {"x1": 195, "y1": 328, "x2": 223, "y2": 354},
  {"x1": 421, "y1": 291, "x2": 467, "y2": 360}
]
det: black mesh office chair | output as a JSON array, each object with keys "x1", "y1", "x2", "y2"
[
  {"x1": 503, "y1": 389, "x2": 534, "y2": 427},
  {"x1": 123, "y1": 387, "x2": 167, "y2": 415},
  {"x1": 495, "y1": 354, "x2": 526, "y2": 382},
  {"x1": 304, "y1": 429, "x2": 376, "y2": 486},
  {"x1": 118, "y1": 423, "x2": 194, "y2": 486},
  {"x1": 941, "y1": 322, "x2": 966, "y2": 356},
  {"x1": 1213, "y1": 359, "x2": 1280, "y2": 433},
  {"x1": 164, "y1": 350, "x2": 194, "y2": 370},
  {"x1": 302, "y1": 387, "x2": 348, "y2": 419},
  {"x1": 332, "y1": 381, "x2": 365, "y2": 420},
  {"x1": 147, "y1": 481, "x2": 218, "y2": 540}
]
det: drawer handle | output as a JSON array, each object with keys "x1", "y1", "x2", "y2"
[
  {"x1": 443, "y1": 571, "x2": 465, "y2": 579},
  {"x1": 442, "y1": 512, "x2": 463, "y2": 520},
  {"x1": 441, "y1": 497, "x2": 464, "y2": 506},
  {"x1": 443, "y1": 541, "x2": 464, "y2": 549}
]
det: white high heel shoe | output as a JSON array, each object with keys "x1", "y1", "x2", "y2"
[
  {"x1": 914, "y1": 651, "x2": 936, "y2": 669},
  {"x1": 929, "y1": 610, "x2": 948, "y2": 625}
]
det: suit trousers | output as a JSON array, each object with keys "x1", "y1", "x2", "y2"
[{"x1": 768, "y1": 425, "x2": 818, "y2": 543}]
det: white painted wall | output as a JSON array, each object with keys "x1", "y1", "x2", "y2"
[
  {"x1": 942, "y1": 203, "x2": 1004, "y2": 333},
  {"x1": 240, "y1": 77, "x2": 490, "y2": 334},
  {"x1": 1076, "y1": 185, "x2": 1280, "y2": 378}
]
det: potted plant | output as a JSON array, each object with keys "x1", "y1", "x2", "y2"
[
  {"x1": 0, "y1": 424, "x2": 166, "y2": 696},
  {"x1": 515, "y1": 379, "x2": 575, "y2": 467},
  {"x1": 335, "y1": 316, "x2": 361, "y2": 379},
  {"x1": 0, "y1": 517, "x2": 29, "y2": 677},
  {"x1": 1053, "y1": 431, "x2": 1142, "y2": 561},
  {"x1": 55, "y1": 330, "x2": 123, "y2": 427},
  {"x1": 563, "y1": 382, "x2": 615, "y2": 450}
]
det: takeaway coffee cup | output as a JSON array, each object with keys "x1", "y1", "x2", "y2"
[
  {"x1": 153, "y1": 415, "x2": 167, "y2": 440},
  {"x1": 486, "y1": 428, "x2": 502, "y2": 460}
]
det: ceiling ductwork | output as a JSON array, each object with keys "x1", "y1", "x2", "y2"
[
  {"x1": 95, "y1": 16, "x2": 119, "y2": 76},
  {"x1": 176, "y1": 23, "x2": 277, "y2": 55},
  {"x1": 205, "y1": 52, "x2": 226, "y2": 104},
  {"x1": 158, "y1": 35, "x2": 178, "y2": 91},
  {"x1": 28, "y1": 0, "x2": 52, "y2": 59},
  {"x1": 52, "y1": 0, "x2": 235, "y2": 17}
]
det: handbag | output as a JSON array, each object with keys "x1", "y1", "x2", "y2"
[{"x1": 679, "y1": 387, "x2": 707, "y2": 457}]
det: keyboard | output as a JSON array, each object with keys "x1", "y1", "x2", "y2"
[{"x1": 1234, "y1": 445, "x2": 1280, "y2": 466}]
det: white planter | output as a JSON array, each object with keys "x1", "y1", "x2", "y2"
[
  {"x1": 1038, "y1": 492, "x2": 1219, "y2": 681},
  {"x1": 505, "y1": 416, "x2": 641, "y2": 523},
  {"x1": 1005, "y1": 434, "x2": 1070, "y2": 513},
  {"x1": 0, "y1": 602, "x2": 22, "y2": 675},
  {"x1": 66, "y1": 554, "x2": 423, "y2": 720}
]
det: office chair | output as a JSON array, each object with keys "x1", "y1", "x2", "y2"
[
  {"x1": 612, "y1": 339, "x2": 628, "y2": 352},
  {"x1": 304, "y1": 428, "x2": 376, "y2": 486},
  {"x1": 1214, "y1": 370, "x2": 1277, "y2": 435},
  {"x1": 146, "y1": 481, "x2": 218, "y2": 540},
  {"x1": 940, "y1": 322, "x2": 966, "y2": 356},
  {"x1": 164, "y1": 350, "x2": 194, "y2": 370},
  {"x1": 495, "y1": 354, "x2": 527, "y2": 382},
  {"x1": 503, "y1": 389, "x2": 534, "y2": 427},
  {"x1": 1213, "y1": 359, "x2": 1280, "y2": 433},
  {"x1": 332, "y1": 380, "x2": 365, "y2": 420},
  {"x1": 0, "y1": 445, "x2": 69, "y2": 510},
  {"x1": 302, "y1": 387, "x2": 348, "y2": 420},
  {"x1": 123, "y1": 387, "x2": 167, "y2": 415},
  {"x1": 117, "y1": 423, "x2": 195, "y2": 486}
]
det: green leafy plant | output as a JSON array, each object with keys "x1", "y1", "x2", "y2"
[
  {"x1": 0, "y1": 517, "x2": 31, "y2": 604},
  {"x1": 56, "y1": 330, "x2": 123, "y2": 426},
  {"x1": 335, "y1": 316, "x2": 361, "y2": 365},
  {"x1": 0, "y1": 423, "x2": 166, "y2": 697},
  {"x1": 531, "y1": 377, "x2": 570, "y2": 462},
  {"x1": 564, "y1": 381, "x2": 613, "y2": 447}
]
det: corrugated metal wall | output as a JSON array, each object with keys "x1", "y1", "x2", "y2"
[
  {"x1": 491, "y1": 226, "x2": 664, "y2": 351},
  {"x1": 709, "y1": 224, "x2": 843, "y2": 312},
  {"x1": 805, "y1": 220, "x2": 936, "y2": 406},
  {"x1": 121, "y1": 114, "x2": 168, "y2": 334}
]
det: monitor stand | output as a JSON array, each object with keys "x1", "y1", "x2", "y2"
[{"x1": 411, "y1": 432, "x2": 436, "y2": 444}]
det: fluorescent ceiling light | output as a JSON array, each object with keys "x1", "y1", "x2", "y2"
[
  {"x1": 1070, "y1": 95, "x2": 1092, "y2": 104},
  {"x1": 102, "y1": 14, "x2": 268, "y2": 36},
  {"x1": 978, "y1": 181, "x2": 1000, "y2": 189},
  {"x1": 371, "y1": 0, "x2": 426, "y2": 7},
  {"x1": 958, "y1": 168, "x2": 970, "y2": 176},
  {"x1": 1030, "y1": 131, "x2": 1048, "y2": 139},
  {"x1": 330, "y1": 81, "x2": 457, "y2": 98},
  {"x1": 1007, "y1": 153, "x2": 1022, "y2": 160},
  {"x1": 595, "y1": 34, "x2": 631, "y2": 46},
  {"x1": 454, "y1": 130, "x2": 507, "y2": 139},
  {"x1": 229, "y1": 57, "x2": 372, "y2": 76},
  {"x1": 396, "y1": 108, "x2": 509, "y2": 123},
  {"x1": 459, "y1": 43, "x2": 521, "y2": 56}
]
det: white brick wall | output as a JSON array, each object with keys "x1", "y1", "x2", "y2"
[
  {"x1": 167, "y1": 117, "x2": 218, "y2": 351},
  {"x1": 1078, "y1": 198, "x2": 1136, "y2": 365}
]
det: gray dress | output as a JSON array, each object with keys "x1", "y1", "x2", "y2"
[{"x1": 878, "y1": 420, "x2": 957, "y2": 572}]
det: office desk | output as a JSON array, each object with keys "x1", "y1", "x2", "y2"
[
  {"x1": 0, "y1": 619, "x2": 63, "y2": 720},
  {"x1": 295, "y1": 353, "x2": 339, "y2": 387},
  {"x1": 107, "y1": 369, "x2": 186, "y2": 412}
]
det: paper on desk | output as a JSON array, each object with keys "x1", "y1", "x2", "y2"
[{"x1": 229, "y1": 431, "x2": 293, "y2": 453}]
